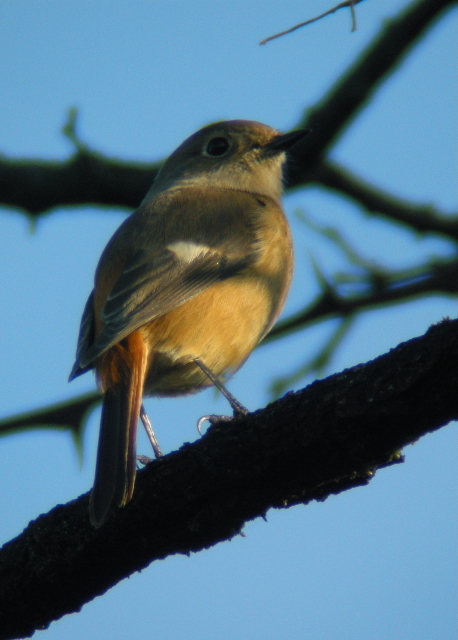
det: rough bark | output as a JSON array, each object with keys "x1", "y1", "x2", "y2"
[{"x1": 0, "y1": 318, "x2": 456, "y2": 640}]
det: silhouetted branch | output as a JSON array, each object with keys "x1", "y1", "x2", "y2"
[
  {"x1": 0, "y1": 319, "x2": 456, "y2": 640},
  {"x1": 270, "y1": 317, "x2": 353, "y2": 397},
  {"x1": 0, "y1": 151, "x2": 160, "y2": 216},
  {"x1": 260, "y1": 0, "x2": 364, "y2": 45},
  {"x1": 0, "y1": 255, "x2": 454, "y2": 441},
  {"x1": 266, "y1": 259, "x2": 458, "y2": 342},
  {"x1": 287, "y1": 0, "x2": 456, "y2": 182},
  {"x1": 0, "y1": 0, "x2": 455, "y2": 454},
  {"x1": 311, "y1": 161, "x2": 458, "y2": 240},
  {"x1": 1, "y1": 0, "x2": 454, "y2": 219},
  {"x1": 0, "y1": 392, "x2": 99, "y2": 453}
]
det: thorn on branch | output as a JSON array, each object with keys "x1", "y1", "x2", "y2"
[
  {"x1": 0, "y1": 391, "x2": 100, "y2": 465},
  {"x1": 62, "y1": 107, "x2": 89, "y2": 154}
]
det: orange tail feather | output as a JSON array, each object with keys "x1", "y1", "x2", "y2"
[{"x1": 89, "y1": 330, "x2": 148, "y2": 527}]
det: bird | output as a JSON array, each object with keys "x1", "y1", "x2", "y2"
[{"x1": 69, "y1": 119, "x2": 307, "y2": 527}]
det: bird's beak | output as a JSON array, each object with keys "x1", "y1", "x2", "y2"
[{"x1": 264, "y1": 129, "x2": 310, "y2": 153}]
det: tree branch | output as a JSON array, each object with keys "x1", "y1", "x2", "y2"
[
  {"x1": 0, "y1": 152, "x2": 160, "y2": 216},
  {"x1": 266, "y1": 258, "x2": 458, "y2": 342},
  {"x1": 0, "y1": 258, "x2": 455, "y2": 441},
  {"x1": 0, "y1": 319, "x2": 456, "y2": 640},
  {"x1": 260, "y1": 0, "x2": 365, "y2": 45},
  {"x1": 0, "y1": 391, "x2": 99, "y2": 453},
  {"x1": 311, "y1": 160, "x2": 458, "y2": 240},
  {"x1": 287, "y1": 0, "x2": 457, "y2": 183},
  {"x1": 1, "y1": 0, "x2": 454, "y2": 220}
]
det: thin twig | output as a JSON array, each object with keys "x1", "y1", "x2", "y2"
[
  {"x1": 260, "y1": 0, "x2": 365, "y2": 45},
  {"x1": 350, "y1": 1, "x2": 358, "y2": 31},
  {"x1": 264, "y1": 259, "x2": 458, "y2": 343},
  {"x1": 269, "y1": 317, "x2": 353, "y2": 397}
]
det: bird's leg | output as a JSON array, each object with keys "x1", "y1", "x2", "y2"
[
  {"x1": 194, "y1": 358, "x2": 249, "y2": 434},
  {"x1": 139, "y1": 404, "x2": 163, "y2": 461},
  {"x1": 195, "y1": 358, "x2": 248, "y2": 415}
]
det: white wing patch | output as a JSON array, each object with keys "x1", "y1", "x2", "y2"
[{"x1": 167, "y1": 241, "x2": 213, "y2": 263}]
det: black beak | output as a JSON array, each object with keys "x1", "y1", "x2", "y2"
[{"x1": 264, "y1": 129, "x2": 310, "y2": 153}]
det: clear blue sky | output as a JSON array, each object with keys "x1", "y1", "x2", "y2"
[{"x1": 1, "y1": 1, "x2": 456, "y2": 639}]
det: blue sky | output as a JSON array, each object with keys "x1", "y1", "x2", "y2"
[{"x1": 1, "y1": 1, "x2": 456, "y2": 639}]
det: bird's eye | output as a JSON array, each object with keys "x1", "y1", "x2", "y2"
[{"x1": 204, "y1": 137, "x2": 230, "y2": 157}]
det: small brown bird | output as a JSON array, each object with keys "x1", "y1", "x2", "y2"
[{"x1": 69, "y1": 120, "x2": 307, "y2": 527}]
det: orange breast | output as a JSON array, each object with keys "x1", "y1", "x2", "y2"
[{"x1": 141, "y1": 274, "x2": 273, "y2": 395}]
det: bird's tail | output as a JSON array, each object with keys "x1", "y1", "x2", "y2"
[{"x1": 89, "y1": 330, "x2": 147, "y2": 527}]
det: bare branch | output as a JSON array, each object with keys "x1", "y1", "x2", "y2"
[
  {"x1": 0, "y1": 391, "x2": 99, "y2": 447},
  {"x1": 350, "y1": 0, "x2": 358, "y2": 31},
  {"x1": 309, "y1": 161, "x2": 458, "y2": 240},
  {"x1": 0, "y1": 152, "x2": 160, "y2": 216},
  {"x1": 0, "y1": 319, "x2": 456, "y2": 640},
  {"x1": 1, "y1": 220, "x2": 454, "y2": 446},
  {"x1": 286, "y1": 0, "x2": 457, "y2": 182},
  {"x1": 260, "y1": 0, "x2": 364, "y2": 45},
  {"x1": 270, "y1": 317, "x2": 353, "y2": 398},
  {"x1": 1, "y1": 0, "x2": 455, "y2": 221},
  {"x1": 265, "y1": 259, "x2": 458, "y2": 342}
]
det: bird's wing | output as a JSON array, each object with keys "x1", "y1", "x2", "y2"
[
  {"x1": 68, "y1": 291, "x2": 96, "y2": 380},
  {"x1": 70, "y1": 187, "x2": 266, "y2": 375}
]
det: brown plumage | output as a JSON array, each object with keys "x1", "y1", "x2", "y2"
[{"x1": 69, "y1": 120, "x2": 307, "y2": 526}]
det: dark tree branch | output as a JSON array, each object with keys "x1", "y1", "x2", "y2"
[
  {"x1": 0, "y1": 258, "x2": 455, "y2": 440},
  {"x1": 0, "y1": 5, "x2": 454, "y2": 636},
  {"x1": 1, "y1": 0, "x2": 454, "y2": 221},
  {"x1": 0, "y1": 152, "x2": 160, "y2": 216},
  {"x1": 287, "y1": 0, "x2": 457, "y2": 183},
  {"x1": 311, "y1": 160, "x2": 458, "y2": 241},
  {"x1": 266, "y1": 258, "x2": 458, "y2": 343},
  {"x1": 0, "y1": 391, "x2": 99, "y2": 443},
  {"x1": 0, "y1": 319, "x2": 457, "y2": 640}
]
